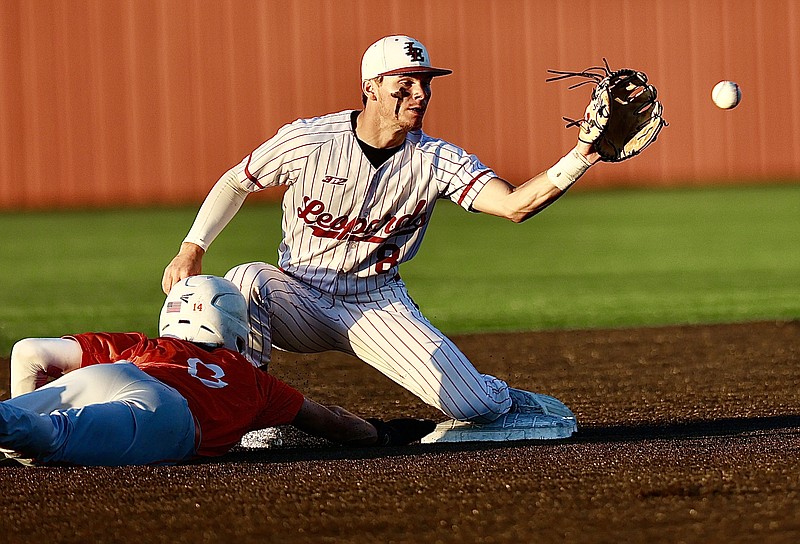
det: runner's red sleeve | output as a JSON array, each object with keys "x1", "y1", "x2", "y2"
[{"x1": 250, "y1": 372, "x2": 305, "y2": 430}]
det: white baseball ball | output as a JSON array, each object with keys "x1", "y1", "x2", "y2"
[{"x1": 712, "y1": 80, "x2": 741, "y2": 109}]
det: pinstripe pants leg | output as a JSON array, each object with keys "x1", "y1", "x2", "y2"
[{"x1": 226, "y1": 263, "x2": 511, "y2": 422}]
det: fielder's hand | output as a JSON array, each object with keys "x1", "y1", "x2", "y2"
[
  {"x1": 575, "y1": 140, "x2": 601, "y2": 165},
  {"x1": 161, "y1": 242, "x2": 205, "y2": 294}
]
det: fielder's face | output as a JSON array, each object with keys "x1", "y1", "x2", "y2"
[{"x1": 373, "y1": 74, "x2": 433, "y2": 132}]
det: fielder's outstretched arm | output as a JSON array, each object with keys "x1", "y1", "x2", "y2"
[
  {"x1": 472, "y1": 142, "x2": 599, "y2": 223},
  {"x1": 161, "y1": 169, "x2": 249, "y2": 294},
  {"x1": 472, "y1": 172, "x2": 565, "y2": 223}
]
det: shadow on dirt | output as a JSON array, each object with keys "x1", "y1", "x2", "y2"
[
  {"x1": 204, "y1": 415, "x2": 800, "y2": 466},
  {"x1": 574, "y1": 415, "x2": 800, "y2": 442}
]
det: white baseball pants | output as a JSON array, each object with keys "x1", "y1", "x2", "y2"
[{"x1": 225, "y1": 262, "x2": 512, "y2": 423}]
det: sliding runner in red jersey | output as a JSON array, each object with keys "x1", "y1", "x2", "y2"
[{"x1": 2, "y1": 276, "x2": 434, "y2": 466}]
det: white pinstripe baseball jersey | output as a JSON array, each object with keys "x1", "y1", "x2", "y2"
[{"x1": 232, "y1": 110, "x2": 496, "y2": 296}]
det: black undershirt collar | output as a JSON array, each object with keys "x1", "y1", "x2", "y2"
[{"x1": 351, "y1": 110, "x2": 403, "y2": 169}]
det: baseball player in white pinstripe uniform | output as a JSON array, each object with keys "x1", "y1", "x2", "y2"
[{"x1": 163, "y1": 36, "x2": 600, "y2": 434}]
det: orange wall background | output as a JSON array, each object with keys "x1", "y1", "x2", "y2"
[{"x1": 1, "y1": 0, "x2": 799, "y2": 210}]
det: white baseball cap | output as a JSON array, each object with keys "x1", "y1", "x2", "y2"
[{"x1": 361, "y1": 35, "x2": 452, "y2": 81}]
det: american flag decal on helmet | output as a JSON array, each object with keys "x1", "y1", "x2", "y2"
[{"x1": 166, "y1": 301, "x2": 182, "y2": 313}]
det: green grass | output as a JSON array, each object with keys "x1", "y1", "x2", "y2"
[
  {"x1": 1, "y1": 184, "x2": 798, "y2": 356},
  {"x1": 407, "y1": 184, "x2": 800, "y2": 332}
]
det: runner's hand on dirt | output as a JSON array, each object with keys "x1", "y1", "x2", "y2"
[{"x1": 367, "y1": 418, "x2": 437, "y2": 446}]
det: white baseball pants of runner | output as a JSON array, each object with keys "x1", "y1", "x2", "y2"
[
  {"x1": 226, "y1": 262, "x2": 513, "y2": 423},
  {"x1": 0, "y1": 362, "x2": 196, "y2": 466}
]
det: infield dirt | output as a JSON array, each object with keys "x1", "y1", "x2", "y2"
[{"x1": 1, "y1": 321, "x2": 799, "y2": 543}]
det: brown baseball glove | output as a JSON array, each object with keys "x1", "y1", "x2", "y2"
[{"x1": 547, "y1": 59, "x2": 667, "y2": 162}]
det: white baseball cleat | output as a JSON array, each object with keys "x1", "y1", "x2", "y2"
[
  {"x1": 420, "y1": 388, "x2": 578, "y2": 444},
  {"x1": 508, "y1": 388, "x2": 576, "y2": 420},
  {"x1": 0, "y1": 447, "x2": 35, "y2": 466},
  {"x1": 420, "y1": 412, "x2": 576, "y2": 444}
]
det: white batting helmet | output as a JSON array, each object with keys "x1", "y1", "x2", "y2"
[{"x1": 159, "y1": 275, "x2": 249, "y2": 353}]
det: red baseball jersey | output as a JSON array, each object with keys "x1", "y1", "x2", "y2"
[{"x1": 68, "y1": 332, "x2": 305, "y2": 456}]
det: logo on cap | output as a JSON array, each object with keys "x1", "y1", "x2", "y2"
[{"x1": 404, "y1": 42, "x2": 426, "y2": 62}]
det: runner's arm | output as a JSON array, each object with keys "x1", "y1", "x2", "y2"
[{"x1": 9, "y1": 338, "x2": 83, "y2": 397}]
